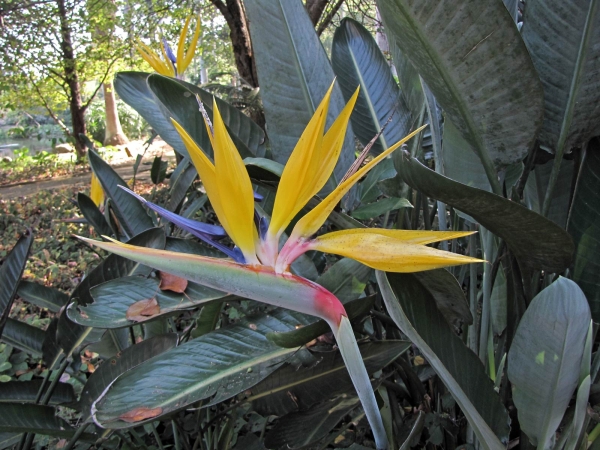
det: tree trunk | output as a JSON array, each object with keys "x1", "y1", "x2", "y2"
[
  {"x1": 210, "y1": 0, "x2": 258, "y2": 87},
  {"x1": 103, "y1": 82, "x2": 129, "y2": 146},
  {"x1": 305, "y1": 0, "x2": 329, "y2": 26},
  {"x1": 56, "y1": 0, "x2": 87, "y2": 159}
]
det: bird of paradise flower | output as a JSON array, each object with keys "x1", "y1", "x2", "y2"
[
  {"x1": 78, "y1": 82, "x2": 481, "y2": 449},
  {"x1": 136, "y1": 14, "x2": 201, "y2": 78}
]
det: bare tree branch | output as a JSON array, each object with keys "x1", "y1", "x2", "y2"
[
  {"x1": 81, "y1": 55, "x2": 119, "y2": 111},
  {"x1": 316, "y1": 0, "x2": 345, "y2": 36},
  {"x1": 25, "y1": 71, "x2": 72, "y2": 137}
]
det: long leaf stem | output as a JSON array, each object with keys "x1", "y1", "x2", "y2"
[
  {"x1": 478, "y1": 229, "x2": 494, "y2": 362},
  {"x1": 172, "y1": 420, "x2": 182, "y2": 450},
  {"x1": 541, "y1": 0, "x2": 599, "y2": 216},
  {"x1": 334, "y1": 316, "x2": 388, "y2": 450},
  {"x1": 468, "y1": 225, "x2": 479, "y2": 353},
  {"x1": 63, "y1": 422, "x2": 90, "y2": 450}
]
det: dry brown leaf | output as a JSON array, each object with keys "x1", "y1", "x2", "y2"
[
  {"x1": 118, "y1": 406, "x2": 163, "y2": 423},
  {"x1": 158, "y1": 271, "x2": 188, "y2": 293},
  {"x1": 126, "y1": 297, "x2": 161, "y2": 322}
]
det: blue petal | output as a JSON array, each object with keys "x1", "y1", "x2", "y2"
[
  {"x1": 253, "y1": 191, "x2": 264, "y2": 202},
  {"x1": 162, "y1": 38, "x2": 177, "y2": 64},
  {"x1": 118, "y1": 186, "x2": 245, "y2": 263},
  {"x1": 258, "y1": 216, "x2": 269, "y2": 240}
]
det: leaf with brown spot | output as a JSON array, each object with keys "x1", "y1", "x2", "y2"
[
  {"x1": 126, "y1": 298, "x2": 161, "y2": 322},
  {"x1": 118, "y1": 406, "x2": 163, "y2": 423},
  {"x1": 158, "y1": 271, "x2": 188, "y2": 293}
]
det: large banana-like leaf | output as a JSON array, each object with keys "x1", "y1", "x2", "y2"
[
  {"x1": 88, "y1": 149, "x2": 154, "y2": 239},
  {"x1": 0, "y1": 234, "x2": 33, "y2": 338},
  {"x1": 77, "y1": 192, "x2": 113, "y2": 238},
  {"x1": 68, "y1": 276, "x2": 227, "y2": 328},
  {"x1": 1, "y1": 319, "x2": 44, "y2": 359},
  {"x1": 244, "y1": 0, "x2": 355, "y2": 190},
  {"x1": 0, "y1": 381, "x2": 74, "y2": 406},
  {"x1": 114, "y1": 71, "x2": 188, "y2": 157},
  {"x1": 148, "y1": 75, "x2": 266, "y2": 159},
  {"x1": 398, "y1": 153, "x2": 573, "y2": 273},
  {"x1": 411, "y1": 269, "x2": 472, "y2": 326},
  {"x1": 376, "y1": 271, "x2": 509, "y2": 449},
  {"x1": 568, "y1": 146, "x2": 600, "y2": 321},
  {"x1": 443, "y1": 119, "x2": 491, "y2": 193},
  {"x1": 251, "y1": 341, "x2": 410, "y2": 416},
  {"x1": 377, "y1": 0, "x2": 544, "y2": 192},
  {"x1": 0, "y1": 404, "x2": 92, "y2": 439},
  {"x1": 332, "y1": 18, "x2": 411, "y2": 154},
  {"x1": 79, "y1": 334, "x2": 178, "y2": 420},
  {"x1": 507, "y1": 277, "x2": 591, "y2": 449},
  {"x1": 16, "y1": 281, "x2": 68, "y2": 313},
  {"x1": 91, "y1": 309, "x2": 319, "y2": 428},
  {"x1": 523, "y1": 159, "x2": 574, "y2": 229},
  {"x1": 521, "y1": 0, "x2": 600, "y2": 153},
  {"x1": 390, "y1": 40, "x2": 423, "y2": 124}
]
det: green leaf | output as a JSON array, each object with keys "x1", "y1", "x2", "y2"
[
  {"x1": 0, "y1": 403, "x2": 77, "y2": 438},
  {"x1": 507, "y1": 277, "x2": 591, "y2": 449},
  {"x1": 88, "y1": 149, "x2": 154, "y2": 239},
  {"x1": 244, "y1": 157, "x2": 284, "y2": 182},
  {"x1": 378, "y1": 0, "x2": 544, "y2": 192},
  {"x1": 77, "y1": 192, "x2": 113, "y2": 238},
  {"x1": 0, "y1": 432, "x2": 21, "y2": 449},
  {"x1": 251, "y1": 341, "x2": 410, "y2": 416},
  {"x1": 569, "y1": 148, "x2": 600, "y2": 320},
  {"x1": 1, "y1": 319, "x2": 44, "y2": 359},
  {"x1": 0, "y1": 233, "x2": 33, "y2": 338},
  {"x1": 114, "y1": 71, "x2": 188, "y2": 157},
  {"x1": 332, "y1": 18, "x2": 411, "y2": 154},
  {"x1": 16, "y1": 281, "x2": 68, "y2": 313},
  {"x1": 317, "y1": 258, "x2": 371, "y2": 303},
  {"x1": 523, "y1": 159, "x2": 574, "y2": 229},
  {"x1": 69, "y1": 276, "x2": 227, "y2": 328},
  {"x1": 503, "y1": 0, "x2": 519, "y2": 22},
  {"x1": 565, "y1": 374, "x2": 591, "y2": 450},
  {"x1": 358, "y1": 158, "x2": 397, "y2": 204},
  {"x1": 0, "y1": 380, "x2": 74, "y2": 406},
  {"x1": 390, "y1": 40, "x2": 423, "y2": 122},
  {"x1": 244, "y1": 157, "x2": 366, "y2": 231},
  {"x1": 398, "y1": 153, "x2": 574, "y2": 273},
  {"x1": 376, "y1": 271, "x2": 509, "y2": 448},
  {"x1": 148, "y1": 75, "x2": 266, "y2": 159},
  {"x1": 244, "y1": 0, "x2": 354, "y2": 191},
  {"x1": 264, "y1": 395, "x2": 360, "y2": 449},
  {"x1": 58, "y1": 228, "x2": 166, "y2": 359},
  {"x1": 443, "y1": 119, "x2": 491, "y2": 194},
  {"x1": 92, "y1": 309, "x2": 319, "y2": 428},
  {"x1": 351, "y1": 197, "x2": 412, "y2": 220},
  {"x1": 150, "y1": 155, "x2": 168, "y2": 185},
  {"x1": 79, "y1": 334, "x2": 177, "y2": 421},
  {"x1": 411, "y1": 269, "x2": 473, "y2": 326},
  {"x1": 168, "y1": 158, "x2": 197, "y2": 211},
  {"x1": 490, "y1": 266, "x2": 507, "y2": 335},
  {"x1": 521, "y1": 0, "x2": 600, "y2": 153}
]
